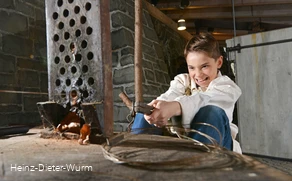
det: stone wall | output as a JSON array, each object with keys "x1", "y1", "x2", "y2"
[
  {"x1": 111, "y1": 0, "x2": 187, "y2": 131},
  {"x1": 0, "y1": 0, "x2": 47, "y2": 127},
  {"x1": 152, "y1": 18, "x2": 187, "y2": 80},
  {"x1": 0, "y1": 0, "x2": 187, "y2": 130}
]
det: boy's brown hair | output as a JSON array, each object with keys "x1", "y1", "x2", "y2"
[{"x1": 184, "y1": 33, "x2": 221, "y2": 60}]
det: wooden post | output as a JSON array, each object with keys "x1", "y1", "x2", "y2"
[
  {"x1": 100, "y1": 0, "x2": 113, "y2": 137},
  {"x1": 135, "y1": 0, "x2": 143, "y2": 103}
]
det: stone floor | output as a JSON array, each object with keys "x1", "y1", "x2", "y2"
[
  {"x1": 250, "y1": 156, "x2": 292, "y2": 176},
  {"x1": 0, "y1": 129, "x2": 291, "y2": 181}
]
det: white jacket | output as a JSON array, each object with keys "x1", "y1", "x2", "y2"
[{"x1": 157, "y1": 72, "x2": 242, "y2": 153}]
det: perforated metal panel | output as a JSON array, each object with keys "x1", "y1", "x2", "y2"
[{"x1": 46, "y1": 0, "x2": 104, "y2": 104}]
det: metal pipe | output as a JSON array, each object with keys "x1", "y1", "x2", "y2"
[
  {"x1": 134, "y1": 0, "x2": 143, "y2": 103},
  {"x1": 0, "y1": 125, "x2": 30, "y2": 137},
  {"x1": 226, "y1": 38, "x2": 292, "y2": 53},
  {"x1": 232, "y1": 0, "x2": 237, "y2": 38}
]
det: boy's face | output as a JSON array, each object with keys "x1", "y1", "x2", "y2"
[{"x1": 186, "y1": 51, "x2": 223, "y2": 88}]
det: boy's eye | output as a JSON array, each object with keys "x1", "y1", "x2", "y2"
[{"x1": 202, "y1": 65, "x2": 208, "y2": 68}]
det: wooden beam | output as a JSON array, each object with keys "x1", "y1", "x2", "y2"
[
  {"x1": 222, "y1": 17, "x2": 292, "y2": 24},
  {"x1": 144, "y1": 0, "x2": 193, "y2": 40},
  {"x1": 184, "y1": 17, "x2": 292, "y2": 32},
  {"x1": 100, "y1": 0, "x2": 113, "y2": 137},
  {"x1": 187, "y1": 29, "x2": 248, "y2": 41},
  {"x1": 185, "y1": 19, "x2": 251, "y2": 31},
  {"x1": 156, "y1": 0, "x2": 292, "y2": 10},
  {"x1": 187, "y1": 28, "x2": 248, "y2": 35},
  {"x1": 213, "y1": 34, "x2": 238, "y2": 41},
  {"x1": 164, "y1": 4, "x2": 292, "y2": 20},
  {"x1": 260, "y1": 17, "x2": 292, "y2": 25}
]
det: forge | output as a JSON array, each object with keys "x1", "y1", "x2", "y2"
[{"x1": 37, "y1": 0, "x2": 113, "y2": 140}]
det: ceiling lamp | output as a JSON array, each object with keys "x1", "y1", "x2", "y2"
[
  {"x1": 177, "y1": 19, "x2": 186, "y2": 30},
  {"x1": 180, "y1": 0, "x2": 190, "y2": 9}
]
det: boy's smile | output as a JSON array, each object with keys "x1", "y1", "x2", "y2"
[{"x1": 186, "y1": 51, "x2": 223, "y2": 88}]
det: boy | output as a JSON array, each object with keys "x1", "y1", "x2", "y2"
[{"x1": 132, "y1": 33, "x2": 242, "y2": 153}]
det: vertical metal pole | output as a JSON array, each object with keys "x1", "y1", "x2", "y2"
[
  {"x1": 135, "y1": 0, "x2": 143, "y2": 103},
  {"x1": 232, "y1": 0, "x2": 237, "y2": 38},
  {"x1": 100, "y1": 0, "x2": 113, "y2": 137}
]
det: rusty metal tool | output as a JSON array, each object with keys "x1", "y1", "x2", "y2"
[
  {"x1": 134, "y1": 102, "x2": 154, "y2": 115},
  {"x1": 119, "y1": 92, "x2": 154, "y2": 115}
]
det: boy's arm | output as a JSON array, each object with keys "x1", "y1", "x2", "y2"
[
  {"x1": 157, "y1": 74, "x2": 190, "y2": 101},
  {"x1": 175, "y1": 76, "x2": 242, "y2": 127}
]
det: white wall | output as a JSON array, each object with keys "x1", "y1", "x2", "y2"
[{"x1": 226, "y1": 28, "x2": 292, "y2": 159}]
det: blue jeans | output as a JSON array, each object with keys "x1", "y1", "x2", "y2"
[
  {"x1": 131, "y1": 105, "x2": 232, "y2": 150},
  {"x1": 131, "y1": 113, "x2": 163, "y2": 135}
]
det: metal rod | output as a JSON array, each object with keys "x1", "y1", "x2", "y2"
[
  {"x1": 0, "y1": 125, "x2": 30, "y2": 137},
  {"x1": 232, "y1": 0, "x2": 237, "y2": 38},
  {"x1": 134, "y1": 0, "x2": 143, "y2": 103},
  {"x1": 226, "y1": 38, "x2": 292, "y2": 53},
  {"x1": 100, "y1": 0, "x2": 113, "y2": 137},
  {"x1": 0, "y1": 90, "x2": 48, "y2": 95}
]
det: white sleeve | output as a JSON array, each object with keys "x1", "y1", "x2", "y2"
[{"x1": 157, "y1": 74, "x2": 189, "y2": 101}]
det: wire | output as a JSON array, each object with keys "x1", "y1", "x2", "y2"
[
  {"x1": 101, "y1": 114, "x2": 245, "y2": 170},
  {"x1": 101, "y1": 132, "x2": 256, "y2": 170},
  {"x1": 191, "y1": 122, "x2": 223, "y2": 145},
  {"x1": 102, "y1": 122, "x2": 224, "y2": 165}
]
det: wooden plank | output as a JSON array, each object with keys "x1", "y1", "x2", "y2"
[
  {"x1": 165, "y1": 4, "x2": 292, "y2": 20},
  {"x1": 229, "y1": 17, "x2": 292, "y2": 24},
  {"x1": 186, "y1": 30, "x2": 247, "y2": 41},
  {"x1": 100, "y1": 0, "x2": 113, "y2": 137},
  {"x1": 186, "y1": 19, "x2": 250, "y2": 31},
  {"x1": 144, "y1": 0, "x2": 193, "y2": 40},
  {"x1": 156, "y1": 0, "x2": 292, "y2": 10}
]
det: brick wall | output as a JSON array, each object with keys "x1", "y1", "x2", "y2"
[{"x1": 0, "y1": 0, "x2": 47, "y2": 127}]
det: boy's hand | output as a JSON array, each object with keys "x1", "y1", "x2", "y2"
[
  {"x1": 144, "y1": 100, "x2": 181, "y2": 127},
  {"x1": 134, "y1": 102, "x2": 154, "y2": 115}
]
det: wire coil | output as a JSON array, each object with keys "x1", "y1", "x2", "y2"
[{"x1": 101, "y1": 122, "x2": 255, "y2": 170}]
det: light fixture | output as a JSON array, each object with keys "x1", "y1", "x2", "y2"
[
  {"x1": 179, "y1": 0, "x2": 190, "y2": 9},
  {"x1": 177, "y1": 19, "x2": 186, "y2": 30}
]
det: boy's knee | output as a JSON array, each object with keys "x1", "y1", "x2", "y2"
[
  {"x1": 191, "y1": 105, "x2": 229, "y2": 130},
  {"x1": 195, "y1": 105, "x2": 226, "y2": 120},
  {"x1": 198, "y1": 105, "x2": 224, "y2": 114}
]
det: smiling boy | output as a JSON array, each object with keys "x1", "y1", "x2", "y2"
[{"x1": 132, "y1": 33, "x2": 242, "y2": 153}]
